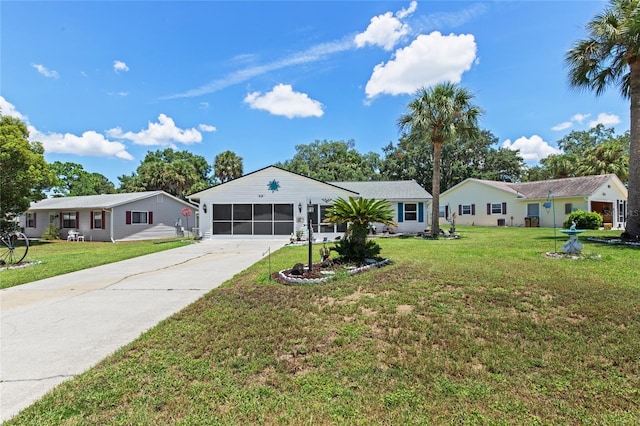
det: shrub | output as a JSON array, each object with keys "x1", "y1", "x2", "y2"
[
  {"x1": 331, "y1": 238, "x2": 382, "y2": 263},
  {"x1": 563, "y1": 210, "x2": 603, "y2": 230},
  {"x1": 324, "y1": 196, "x2": 396, "y2": 263},
  {"x1": 41, "y1": 224, "x2": 60, "y2": 240}
]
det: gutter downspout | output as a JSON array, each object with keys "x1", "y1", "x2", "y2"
[{"x1": 109, "y1": 208, "x2": 116, "y2": 242}]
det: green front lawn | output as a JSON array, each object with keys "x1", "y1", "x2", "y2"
[
  {"x1": 6, "y1": 226, "x2": 640, "y2": 424},
  {"x1": 0, "y1": 238, "x2": 194, "y2": 289}
]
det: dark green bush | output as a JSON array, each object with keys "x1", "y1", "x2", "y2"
[
  {"x1": 563, "y1": 210, "x2": 603, "y2": 230},
  {"x1": 331, "y1": 238, "x2": 382, "y2": 263}
]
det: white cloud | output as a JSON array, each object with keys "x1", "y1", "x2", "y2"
[
  {"x1": 396, "y1": 1, "x2": 418, "y2": 19},
  {"x1": 365, "y1": 31, "x2": 476, "y2": 99},
  {"x1": 244, "y1": 84, "x2": 324, "y2": 119},
  {"x1": 0, "y1": 96, "x2": 27, "y2": 120},
  {"x1": 551, "y1": 121, "x2": 572, "y2": 131},
  {"x1": 29, "y1": 127, "x2": 133, "y2": 160},
  {"x1": 107, "y1": 114, "x2": 203, "y2": 146},
  {"x1": 502, "y1": 135, "x2": 559, "y2": 163},
  {"x1": 355, "y1": 1, "x2": 416, "y2": 51},
  {"x1": 552, "y1": 113, "x2": 592, "y2": 131},
  {"x1": 571, "y1": 113, "x2": 590, "y2": 123},
  {"x1": 0, "y1": 96, "x2": 132, "y2": 160},
  {"x1": 199, "y1": 124, "x2": 216, "y2": 132},
  {"x1": 114, "y1": 60, "x2": 130, "y2": 73},
  {"x1": 589, "y1": 112, "x2": 620, "y2": 128},
  {"x1": 199, "y1": 102, "x2": 210, "y2": 109},
  {"x1": 32, "y1": 64, "x2": 59, "y2": 79}
]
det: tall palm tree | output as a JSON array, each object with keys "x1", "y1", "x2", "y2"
[
  {"x1": 214, "y1": 150, "x2": 243, "y2": 184},
  {"x1": 324, "y1": 197, "x2": 396, "y2": 261},
  {"x1": 565, "y1": 0, "x2": 640, "y2": 239},
  {"x1": 398, "y1": 83, "x2": 482, "y2": 237}
]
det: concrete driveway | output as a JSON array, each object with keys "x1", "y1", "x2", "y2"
[{"x1": 0, "y1": 239, "x2": 286, "y2": 422}]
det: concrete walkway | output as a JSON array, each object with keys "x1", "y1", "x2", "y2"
[{"x1": 0, "y1": 239, "x2": 286, "y2": 422}]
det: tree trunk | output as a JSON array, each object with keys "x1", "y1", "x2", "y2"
[
  {"x1": 431, "y1": 140, "x2": 442, "y2": 237},
  {"x1": 625, "y1": 59, "x2": 640, "y2": 239},
  {"x1": 351, "y1": 223, "x2": 368, "y2": 245}
]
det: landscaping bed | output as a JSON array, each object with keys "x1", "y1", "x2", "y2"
[{"x1": 272, "y1": 258, "x2": 392, "y2": 284}]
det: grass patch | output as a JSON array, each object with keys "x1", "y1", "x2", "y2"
[
  {"x1": 0, "y1": 238, "x2": 194, "y2": 289},
  {"x1": 6, "y1": 226, "x2": 640, "y2": 424}
]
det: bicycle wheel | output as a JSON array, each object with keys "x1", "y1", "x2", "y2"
[{"x1": 0, "y1": 232, "x2": 29, "y2": 265}]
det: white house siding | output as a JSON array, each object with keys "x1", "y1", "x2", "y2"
[
  {"x1": 22, "y1": 209, "x2": 112, "y2": 242},
  {"x1": 532, "y1": 196, "x2": 582, "y2": 228},
  {"x1": 439, "y1": 175, "x2": 628, "y2": 229},
  {"x1": 22, "y1": 211, "x2": 51, "y2": 240},
  {"x1": 111, "y1": 195, "x2": 194, "y2": 241},
  {"x1": 389, "y1": 200, "x2": 428, "y2": 234},
  {"x1": 440, "y1": 182, "x2": 521, "y2": 227},
  {"x1": 192, "y1": 167, "x2": 355, "y2": 240},
  {"x1": 587, "y1": 179, "x2": 628, "y2": 229}
]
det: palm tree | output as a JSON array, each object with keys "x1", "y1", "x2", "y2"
[
  {"x1": 398, "y1": 83, "x2": 482, "y2": 237},
  {"x1": 324, "y1": 197, "x2": 396, "y2": 262},
  {"x1": 214, "y1": 150, "x2": 243, "y2": 183},
  {"x1": 565, "y1": 0, "x2": 640, "y2": 239},
  {"x1": 579, "y1": 142, "x2": 629, "y2": 182}
]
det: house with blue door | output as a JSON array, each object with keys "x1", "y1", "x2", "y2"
[{"x1": 188, "y1": 166, "x2": 432, "y2": 239}]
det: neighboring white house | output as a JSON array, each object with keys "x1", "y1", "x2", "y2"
[
  {"x1": 187, "y1": 166, "x2": 432, "y2": 239},
  {"x1": 21, "y1": 191, "x2": 197, "y2": 242},
  {"x1": 439, "y1": 174, "x2": 628, "y2": 229},
  {"x1": 331, "y1": 180, "x2": 431, "y2": 234}
]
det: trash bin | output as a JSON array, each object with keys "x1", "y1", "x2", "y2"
[
  {"x1": 531, "y1": 216, "x2": 539, "y2": 227},
  {"x1": 525, "y1": 217, "x2": 531, "y2": 227}
]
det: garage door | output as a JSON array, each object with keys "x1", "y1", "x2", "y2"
[{"x1": 212, "y1": 203, "x2": 294, "y2": 235}]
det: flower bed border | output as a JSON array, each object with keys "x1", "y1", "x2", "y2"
[
  {"x1": 586, "y1": 237, "x2": 640, "y2": 247},
  {"x1": 278, "y1": 259, "x2": 391, "y2": 284}
]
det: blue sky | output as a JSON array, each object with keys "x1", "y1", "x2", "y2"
[{"x1": 1, "y1": 1, "x2": 629, "y2": 186}]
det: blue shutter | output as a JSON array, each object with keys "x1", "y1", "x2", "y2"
[
  {"x1": 418, "y1": 202, "x2": 424, "y2": 222},
  {"x1": 397, "y1": 203, "x2": 404, "y2": 223}
]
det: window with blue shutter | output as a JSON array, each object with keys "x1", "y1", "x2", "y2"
[
  {"x1": 418, "y1": 202, "x2": 424, "y2": 222},
  {"x1": 397, "y1": 203, "x2": 404, "y2": 223}
]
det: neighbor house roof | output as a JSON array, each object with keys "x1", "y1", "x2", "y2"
[
  {"x1": 332, "y1": 180, "x2": 432, "y2": 201},
  {"x1": 460, "y1": 174, "x2": 623, "y2": 199},
  {"x1": 510, "y1": 174, "x2": 619, "y2": 198},
  {"x1": 27, "y1": 191, "x2": 192, "y2": 211}
]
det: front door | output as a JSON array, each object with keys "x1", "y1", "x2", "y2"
[
  {"x1": 527, "y1": 203, "x2": 539, "y2": 217},
  {"x1": 591, "y1": 201, "x2": 614, "y2": 225}
]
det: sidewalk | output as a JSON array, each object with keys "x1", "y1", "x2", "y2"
[{"x1": 0, "y1": 239, "x2": 285, "y2": 422}]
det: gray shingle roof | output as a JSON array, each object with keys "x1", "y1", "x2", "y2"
[
  {"x1": 474, "y1": 174, "x2": 619, "y2": 199},
  {"x1": 28, "y1": 191, "x2": 185, "y2": 210},
  {"x1": 331, "y1": 180, "x2": 432, "y2": 200}
]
